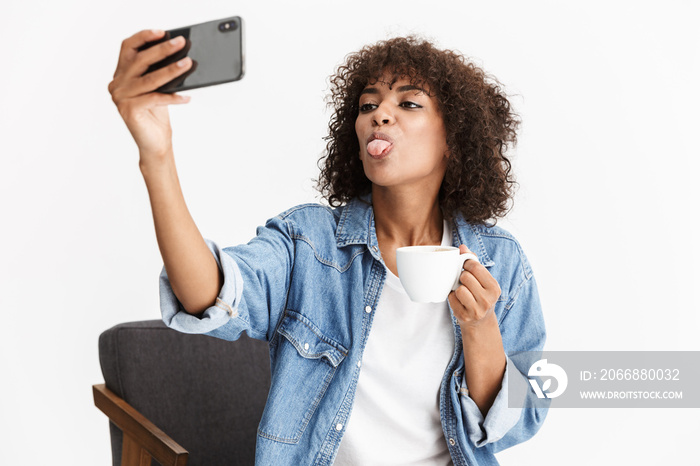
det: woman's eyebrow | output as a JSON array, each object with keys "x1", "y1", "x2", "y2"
[
  {"x1": 360, "y1": 85, "x2": 427, "y2": 95},
  {"x1": 397, "y1": 85, "x2": 427, "y2": 94}
]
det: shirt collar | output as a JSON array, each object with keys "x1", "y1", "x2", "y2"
[
  {"x1": 335, "y1": 194, "x2": 381, "y2": 260},
  {"x1": 335, "y1": 193, "x2": 495, "y2": 267}
]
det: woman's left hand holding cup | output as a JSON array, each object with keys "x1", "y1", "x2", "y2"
[{"x1": 448, "y1": 245, "x2": 502, "y2": 329}]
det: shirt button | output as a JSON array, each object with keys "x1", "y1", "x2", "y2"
[
  {"x1": 448, "y1": 438, "x2": 456, "y2": 446},
  {"x1": 357, "y1": 360, "x2": 362, "y2": 368},
  {"x1": 304, "y1": 343, "x2": 309, "y2": 351},
  {"x1": 335, "y1": 423, "x2": 343, "y2": 431},
  {"x1": 365, "y1": 306, "x2": 372, "y2": 313}
]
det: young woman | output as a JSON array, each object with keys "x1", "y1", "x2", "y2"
[{"x1": 109, "y1": 31, "x2": 547, "y2": 465}]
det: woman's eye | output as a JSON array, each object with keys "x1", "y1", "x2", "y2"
[
  {"x1": 359, "y1": 101, "x2": 422, "y2": 112},
  {"x1": 400, "y1": 101, "x2": 422, "y2": 109}
]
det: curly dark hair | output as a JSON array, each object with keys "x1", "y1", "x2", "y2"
[{"x1": 316, "y1": 36, "x2": 520, "y2": 224}]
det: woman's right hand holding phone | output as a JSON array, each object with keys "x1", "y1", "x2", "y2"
[
  {"x1": 108, "y1": 29, "x2": 193, "y2": 171},
  {"x1": 108, "y1": 30, "x2": 222, "y2": 316}
]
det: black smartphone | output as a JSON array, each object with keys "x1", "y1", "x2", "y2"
[{"x1": 137, "y1": 16, "x2": 245, "y2": 93}]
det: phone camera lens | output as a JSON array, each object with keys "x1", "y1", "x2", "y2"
[{"x1": 218, "y1": 20, "x2": 238, "y2": 32}]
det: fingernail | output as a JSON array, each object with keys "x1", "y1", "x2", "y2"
[
  {"x1": 170, "y1": 36, "x2": 184, "y2": 45},
  {"x1": 152, "y1": 29, "x2": 164, "y2": 35},
  {"x1": 177, "y1": 57, "x2": 190, "y2": 67}
]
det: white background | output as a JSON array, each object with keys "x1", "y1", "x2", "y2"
[{"x1": 1, "y1": 0, "x2": 698, "y2": 464}]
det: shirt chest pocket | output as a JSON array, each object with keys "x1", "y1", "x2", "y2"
[{"x1": 258, "y1": 311, "x2": 348, "y2": 444}]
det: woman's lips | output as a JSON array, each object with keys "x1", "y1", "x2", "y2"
[
  {"x1": 366, "y1": 132, "x2": 394, "y2": 158},
  {"x1": 367, "y1": 139, "x2": 392, "y2": 156}
]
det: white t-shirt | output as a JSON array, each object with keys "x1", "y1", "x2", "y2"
[{"x1": 334, "y1": 222, "x2": 455, "y2": 465}]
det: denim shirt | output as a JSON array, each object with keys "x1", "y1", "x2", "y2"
[{"x1": 160, "y1": 195, "x2": 548, "y2": 465}]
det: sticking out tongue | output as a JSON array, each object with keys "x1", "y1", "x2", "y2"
[{"x1": 368, "y1": 139, "x2": 392, "y2": 156}]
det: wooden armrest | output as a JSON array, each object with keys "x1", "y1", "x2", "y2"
[{"x1": 93, "y1": 383, "x2": 188, "y2": 466}]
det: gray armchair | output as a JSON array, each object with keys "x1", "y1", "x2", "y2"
[{"x1": 94, "y1": 320, "x2": 271, "y2": 465}]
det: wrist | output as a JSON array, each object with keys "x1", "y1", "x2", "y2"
[
  {"x1": 139, "y1": 150, "x2": 176, "y2": 179},
  {"x1": 459, "y1": 307, "x2": 498, "y2": 335}
]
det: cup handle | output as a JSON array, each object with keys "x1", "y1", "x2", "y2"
[{"x1": 451, "y1": 252, "x2": 479, "y2": 291}]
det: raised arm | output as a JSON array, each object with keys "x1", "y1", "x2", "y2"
[{"x1": 108, "y1": 29, "x2": 221, "y2": 315}]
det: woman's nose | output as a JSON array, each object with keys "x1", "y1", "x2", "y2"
[{"x1": 372, "y1": 103, "x2": 394, "y2": 126}]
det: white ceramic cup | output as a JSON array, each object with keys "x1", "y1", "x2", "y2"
[{"x1": 395, "y1": 246, "x2": 479, "y2": 303}]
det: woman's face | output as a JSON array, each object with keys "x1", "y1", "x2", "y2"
[{"x1": 355, "y1": 73, "x2": 449, "y2": 192}]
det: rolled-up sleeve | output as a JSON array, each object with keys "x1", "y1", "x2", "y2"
[
  {"x1": 159, "y1": 238, "x2": 243, "y2": 336},
  {"x1": 459, "y1": 356, "x2": 527, "y2": 447},
  {"x1": 159, "y1": 214, "x2": 295, "y2": 342}
]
